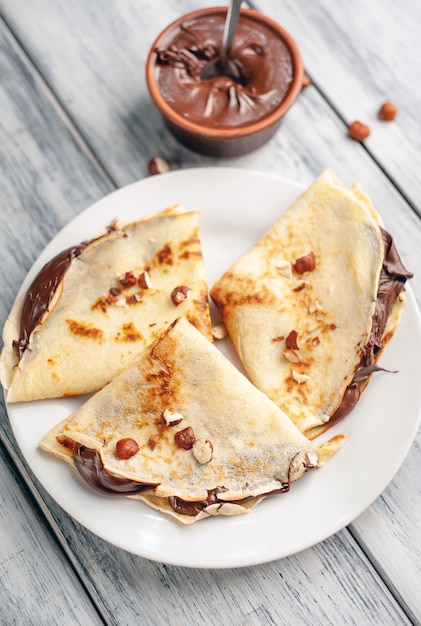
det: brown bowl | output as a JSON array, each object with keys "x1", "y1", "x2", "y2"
[{"x1": 146, "y1": 7, "x2": 304, "y2": 157}]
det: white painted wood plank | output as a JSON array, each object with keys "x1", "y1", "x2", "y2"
[
  {"x1": 0, "y1": 438, "x2": 104, "y2": 625},
  {"x1": 0, "y1": 1, "x2": 420, "y2": 624},
  {"x1": 28, "y1": 490, "x2": 413, "y2": 626},
  {"x1": 252, "y1": 0, "x2": 421, "y2": 215}
]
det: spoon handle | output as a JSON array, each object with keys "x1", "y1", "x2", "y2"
[{"x1": 220, "y1": 0, "x2": 243, "y2": 67}]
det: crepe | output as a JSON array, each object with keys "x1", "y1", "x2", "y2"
[
  {"x1": 1, "y1": 205, "x2": 213, "y2": 402},
  {"x1": 40, "y1": 317, "x2": 344, "y2": 524},
  {"x1": 210, "y1": 169, "x2": 412, "y2": 438}
]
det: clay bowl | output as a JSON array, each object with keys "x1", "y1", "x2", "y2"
[{"x1": 146, "y1": 7, "x2": 304, "y2": 157}]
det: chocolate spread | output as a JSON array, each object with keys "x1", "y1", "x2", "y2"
[
  {"x1": 68, "y1": 443, "x2": 313, "y2": 517},
  {"x1": 154, "y1": 13, "x2": 294, "y2": 128},
  {"x1": 13, "y1": 226, "x2": 120, "y2": 361},
  {"x1": 329, "y1": 228, "x2": 413, "y2": 425},
  {"x1": 12, "y1": 244, "x2": 88, "y2": 360},
  {"x1": 73, "y1": 444, "x2": 155, "y2": 495}
]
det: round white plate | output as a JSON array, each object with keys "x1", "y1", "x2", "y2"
[{"x1": 5, "y1": 167, "x2": 421, "y2": 569}]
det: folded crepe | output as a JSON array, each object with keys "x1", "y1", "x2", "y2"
[
  {"x1": 1, "y1": 205, "x2": 213, "y2": 402},
  {"x1": 210, "y1": 169, "x2": 412, "y2": 438},
  {"x1": 40, "y1": 317, "x2": 344, "y2": 524}
]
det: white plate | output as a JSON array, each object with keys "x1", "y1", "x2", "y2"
[{"x1": 5, "y1": 167, "x2": 421, "y2": 569}]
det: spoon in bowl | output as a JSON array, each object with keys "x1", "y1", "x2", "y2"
[{"x1": 200, "y1": 0, "x2": 243, "y2": 81}]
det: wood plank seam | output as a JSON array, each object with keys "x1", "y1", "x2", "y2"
[
  {"x1": 0, "y1": 14, "x2": 119, "y2": 192},
  {"x1": 0, "y1": 420, "x2": 112, "y2": 626}
]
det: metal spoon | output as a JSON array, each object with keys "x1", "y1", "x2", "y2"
[{"x1": 200, "y1": 0, "x2": 243, "y2": 80}]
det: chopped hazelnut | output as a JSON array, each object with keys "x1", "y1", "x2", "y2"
[
  {"x1": 308, "y1": 299, "x2": 324, "y2": 314},
  {"x1": 292, "y1": 280, "x2": 306, "y2": 292},
  {"x1": 175, "y1": 426, "x2": 195, "y2": 450},
  {"x1": 148, "y1": 156, "x2": 169, "y2": 176},
  {"x1": 302, "y1": 73, "x2": 311, "y2": 88},
  {"x1": 162, "y1": 409, "x2": 183, "y2": 426},
  {"x1": 211, "y1": 323, "x2": 228, "y2": 340},
  {"x1": 305, "y1": 451, "x2": 319, "y2": 468},
  {"x1": 119, "y1": 271, "x2": 137, "y2": 288},
  {"x1": 292, "y1": 370, "x2": 311, "y2": 384},
  {"x1": 283, "y1": 348, "x2": 300, "y2": 364},
  {"x1": 171, "y1": 285, "x2": 191, "y2": 306},
  {"x1": 192, "y1": 438, "x2": 213, "y2": 464},
  {"x1": 293, "y1": 251, "x2": 316, "y2": 274},
  {"x1": 148, "y1": 434, "x2": 160, "y2": 451},
  {"x1": 138, "y1": 271, "x2": 152, "y2": 289},
  {"x1": 126, "y1": 292, "x2": 142, "y2": 304},
  {"x1": 275, "y1": 260, "x2": 292, "y2": 278},
  {"x1": 285, "y1": 330, "x2": 299, "y2": 350}
]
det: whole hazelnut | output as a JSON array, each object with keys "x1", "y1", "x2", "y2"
[
  {"x1": 348, "y1": 121, "x2": 370, "y2": 141},
  {"x1": 116, "y1": 438, "x2": 139, "y2": 459},
  {"x1": 378, "y1": 102, "x2": 397, "y2": 121}
]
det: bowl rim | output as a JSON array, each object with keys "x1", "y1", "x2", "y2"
[{"x1": 145, "y1": 7, "x2": 304, "y2": 139}]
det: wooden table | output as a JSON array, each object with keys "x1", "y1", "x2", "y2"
[{"x1": 1, "y1": 1, "x2": 420, "y2": 624}]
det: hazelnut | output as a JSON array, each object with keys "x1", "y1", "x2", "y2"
[
  {"x1": 348, "y1": 121, "x2": 370, "y2": 141},
  {"x1": 283, "y1": 348, "x2": 300, "y2": 364},
  {"x1": 292, "y1": 280, "x2": 306, "y2": 292},
  {"x1": 305, "y1": 451, "x2": 319, "y2": 469},
  {"x1": 293, "y1": 251, "x2": 316, "y2": 274},
  {"x1": 285, "y1": 330, "x2": 299, "y2": 350},
  {"x1": 175, "y1": 426, "x2": 195, "y2": 450},
  {"x1": 138, "y1": 271, "x2": 152, "y2": 289},
  {"x1": 292, "y1": 370, "x2": 311, "y2": 384},
  {"x1": 378, "y1": 102, "x2": 397, "y2": 121},
  {"x1": 126, "y1": 292, "x2": 142, "y2": 304},
  {"x1": 302, "y1": 73, "x2": 311, "y2": 88},
  {"x1": 275, "y1": 259, "x2": 292, "y2": 278},
  {"x1": 171, "y1": 285, "x2": 191, "y2": 306},
  {"x1": 116, "y1": 438, "x2": 139, "y2": 459},
  {"x1": 162, "y1": 409, "x2": 183, "y2": 426},
  {"x1": 147, "y1": 156, "x2": 169, "y2": 176},
  {"x1": 148, "y1": 434, "x2": 160, "y2": 451},
  {"x1": 192, "y1": 438, "x2": 213, "y2": 464},
  {"x1": 308, "y1": 299, "x2": 324, "y2": 314},
  {"x1": 211, "y1": 323, "x2": 228, "y2": 340},
  {"x1": 119, "y1": 271, "x2": 137, "y2": 287}
]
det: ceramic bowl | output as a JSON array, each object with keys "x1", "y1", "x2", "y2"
[{"x1": 146, "y1": 7, "x2": 304, "y2": 157}]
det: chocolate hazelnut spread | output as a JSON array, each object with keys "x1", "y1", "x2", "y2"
[
  {"x1": 154, "y1": 12, "x2": 294, "y2": 129},
  {"x1": 12, "y1": 226, "x2": 120, "y2": 361},
  {"x1": 67, "y1": 443, "x2": 314, "y2": 517},
  {"x1": 73, "y1": 444, "x2": 155, "y2": 495},
  {"x1": 330, "y1": 228, "x2": 413, "y2": 425},
  {"x1": 12, "y1": 244, "x2": 88, "y2": 360}
]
